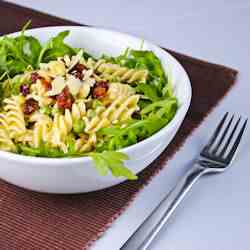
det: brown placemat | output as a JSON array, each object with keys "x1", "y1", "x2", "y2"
[{"x1": 0, "y1": 1, "x2": 238, "y2": 249}]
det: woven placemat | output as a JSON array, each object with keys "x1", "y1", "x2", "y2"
[{"x1": 0, "y1": 1, "x2": 238, "y2": 249}]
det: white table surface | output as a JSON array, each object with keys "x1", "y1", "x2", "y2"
[{"x1": 7, "y1": 1, "x2": 250, "y2": 249}]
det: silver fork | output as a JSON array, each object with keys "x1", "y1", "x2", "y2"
[{"x1": 121, "y1": 113, "x2": 248, "y2": 250}]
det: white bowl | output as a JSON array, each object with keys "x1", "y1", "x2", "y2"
[{"x1": 0, "y1": 26, "x2": 191, "y2": 193}]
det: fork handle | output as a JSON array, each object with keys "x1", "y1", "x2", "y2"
[{"x1": 120, "y1": 164, "x2": 207, "y2": 250}]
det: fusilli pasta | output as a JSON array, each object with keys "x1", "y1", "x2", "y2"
[
  {"x1": 85, "y1": 58, "x2": 148, "y2": 83},
  {"x1": 49, "y1": 100, "x2": 87, "y2": 152},
  {"x1": 33, "y1": 120, "x2": 52, "y2": 148},
  {"x1": 3, "y1": 96, "x2": 26, "y2": 139},
  {"x1": 0, "y1": 113, "x2": 17, "y2": 150},
  {"x1": 105, "y1": 82, "x2": 135, "y2": 102},
  {"x1": 0, "y1": 127, "x2": 16, "y2": 151},
  {"x1": 85, "y1": 95, "x2": 139, "y2": 133}
]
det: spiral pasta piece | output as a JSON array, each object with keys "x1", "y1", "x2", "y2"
[
  {"x1": 0, "y1": 113, "x2": 9, "y2": 131},
  {"x1": 99, "y1": 63, "x2": 148, "y2": 83},
  {"x1": 49, "y1": 112, "x2": 72, "y2": 152},
  {"x1": 0, "y1": 113, "x2": 16, "y2": 149},
  {"x1": 49, "y1": 101, "x2": 86, "y2": 152},
  {"x1": 85, "y1": 58, "x2": 148, "y2": 83},
  {"x1": 103, "y1": 82, "x2": 135, "y2": 105},
  {"x1": 16, "y1": 113, "x2": 52, "y2": 147},
  {"x1": 0, "y1": 127, "x2": 16, "y2": 152},
  {"x1": 85, "y1": 107, "x2": 111, "y2": 133},
  {"x1": 104, "y1": 95, "x2": 139, "y2": 121},
  {"x1": 33, "y1": 119, "x2": 53, "y2": 148},
  {"x1": 85, "y1": 95, "x2": 139, "y2": 133},
  {"x1": 3, "y1": 96, "x2": 26, "y2": 139}
]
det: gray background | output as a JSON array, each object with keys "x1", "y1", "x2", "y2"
[{"x1": 7, "y1": 1, "x2": 250, "y2": 250}]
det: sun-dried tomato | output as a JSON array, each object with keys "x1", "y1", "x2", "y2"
[
  {"x1": 23, "y1": 98, "x2": 39, "y2": 115},
  {"x1": 20, "y1": 84, "x2": 30, "y2": 96},
  {"x1": 91, "y1": 81, "x2": 109, "y2": 99},
  {"x1": 30, "y1": 72, "x2": 41, "y2": 84},
  {"x1": 74, "y1": 63, "x2": 85, "y2": 72},
  {"x1": 70, "y1": 63, "x2": 86, "y2": 79},
  {"x1": 57, "y1": 86, "x2": 74, "y2": 110},
  {"x1": 42, "y1": 79, "x2": 52, "y2": 91}
]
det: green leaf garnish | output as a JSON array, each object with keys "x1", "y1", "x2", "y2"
[
  {"x1": 89, "y1": 151, "x2": 137, "y2": 180},
  {"x1": 136, "y1": 83, "x2": 161, "y2": 102},
  {"x1": 0, "y1": 22, "x2": 42, "y2": 77},
  {"x1": 37, "y1": 30, "x2": 76, "y2": 64}
]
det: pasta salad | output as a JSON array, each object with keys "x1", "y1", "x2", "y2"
[{"x1": 0, "y1": 23, "x2": 178, "y2": 179}]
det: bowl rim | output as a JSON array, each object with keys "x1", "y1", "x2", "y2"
[{"x1": 0, "y1": 25, "x2": 192, "y2": 165}]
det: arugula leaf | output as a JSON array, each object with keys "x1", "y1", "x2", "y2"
[
  {"x1": 18, "y1": 144, "x2": 43, "y2": 156},
  {"x1": 89, "y1": 152, "x2": 109, "y2": 176},
  {"x1": 0, "y1": 36, "x2": 37, "y2": 76},
  {"x1": 137, "y1": 99, "x2": 151, "y2": 110},
  {"x1": 131, "y1": 50, "x2": 165, "y2": 75},
  {"x1": 135, "y1": 83, "x2": 161, "y2": 102},
  {"x1": 0, "y1": 21, "x2": 42, "y2": 78},
  {"x1": 65, "y1": 134, "x2": 78, "y2": 155},
  {"x1": 17, "y1": 36, "x2": 42, "y2": 67},
  {"x1": 130, "y1": 50, "x2": 167, "y2": 92},
  {"x1": 18, "y1": 134, "x2": 79, "y2": 158},
  {"x1": 101, "y1": 47, "x2": 130, "y2": 65},
  {"x1": 17, "y1": 22, "x2": 42, "y2": 67},
  {"x1": 38, "y1": 30, "x2": 76, "y2": 64},
  {"x1": 89, "y1": 151, "x2": 137, "y2": 180},
  {"x1": 18, "y1": 143, "x2": 66, "y2": 157},
  {"x1": 141, "y1": 98, "x2": 177, "y2": 118}
]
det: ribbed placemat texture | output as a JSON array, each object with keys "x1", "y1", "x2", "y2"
[{"x1": 0, "y1": 1, "x2": 238, "y2": 249}]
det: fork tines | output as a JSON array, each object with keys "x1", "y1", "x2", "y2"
[{"x1": 201, "y1": 113, "x2": 248, "y2": 164}]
